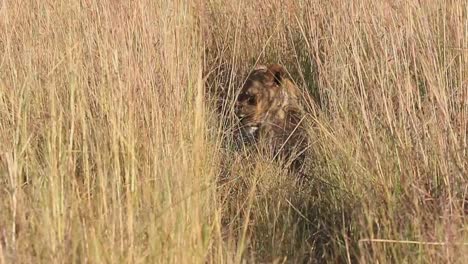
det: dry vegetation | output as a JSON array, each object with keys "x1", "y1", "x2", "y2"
[{"x1": 0, "y1": 0, "x2": 467, "y2": 263}]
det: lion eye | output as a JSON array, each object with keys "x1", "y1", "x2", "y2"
[
  {"x1": 238, "y1": 93, "x2": 249, "y2": 102},
  {"x1": 247, "y1": 96, "x2": 256, "y2": 105}
]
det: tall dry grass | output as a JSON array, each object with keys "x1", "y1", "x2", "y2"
[{"x1": 0, "y1": 0, "x2": 466, "y2": 263}]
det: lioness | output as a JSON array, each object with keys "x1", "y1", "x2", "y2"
[{"x1": 235, "y1": 64, "x2": 308, "y2": 172}]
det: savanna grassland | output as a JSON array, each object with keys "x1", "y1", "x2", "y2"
[{"x1": 0, "y1": 0, "x2": 467, "y2": 263}]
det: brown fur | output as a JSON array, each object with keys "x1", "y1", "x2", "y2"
[{"x1": 235, "y1": 64, "x2": 308, "y2": 172}]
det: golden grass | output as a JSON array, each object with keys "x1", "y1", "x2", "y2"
[{"x1": 0, "y1": 0, "x2": 466, "y2": 263}]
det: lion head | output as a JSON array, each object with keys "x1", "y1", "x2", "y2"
[{"x1": 235, "y1": 64, "x2": 303, "y2": 140}]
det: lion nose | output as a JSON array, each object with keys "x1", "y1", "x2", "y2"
[
  {"x1": 235, "y1": 109, "x2": 245, "y2": 118},
  {"x1": 234, "y1": 105, "x2": 243, "y2": 118}
]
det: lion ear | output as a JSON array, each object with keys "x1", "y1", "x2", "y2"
[
  {"x1": 254, "y1": 64, "x2": 268, "y2": 71},
  {"x1": 267, "y1": 64, "x2": 287, "y2": 85}
]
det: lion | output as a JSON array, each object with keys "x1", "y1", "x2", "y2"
[{"x1": 235, "y1": 64, "x2": 309, "y2": 173}]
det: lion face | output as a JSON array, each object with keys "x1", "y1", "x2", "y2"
[{"x1": 235, "y1": 64, "x2": 297, "y2": 139}]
